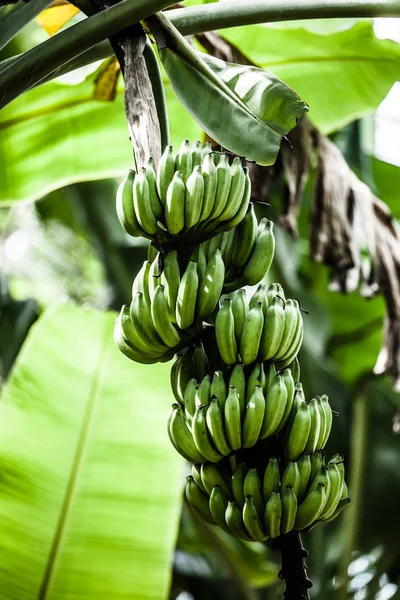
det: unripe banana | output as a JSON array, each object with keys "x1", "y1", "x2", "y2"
[
  {"x1": 206, "y1": 396, "x2": 232, "y2": 456},
  {"x1": 208, "y1": 154, "x2": 232, "y2": 220},
  {"x1": 166, "y1": 171, "x2": 185, "y2": 235},
  {"x1": 242, "y1": 386, "x2": 266, "y2": 448},
  {"x1": 170, "y1": 355, "x2": 182, "y2": 403},
  {"x1": 185, "y1": 165, "x2": 204, "y2": 229},
  {"x1": 200, "y1": 462, "x2": 231, "y2": 497},
  {"x1": 294, "y1": 482, "x2": 326, "y2": 530},
  {"x1": 243, "y1": 495, "x2": 268, "y2": 541},
  {"x1": 194, "y1": 377, "x2": 211, "y2": 411},
  {"x1": 243, "y1": 468, "x2": 264, "y2": 518},
  {"x1": 224, "y1": 386, "x2": 241, "y2": 451},
  {"x1": 275, "y1": 299, "x2": 298, "y2": 359},
  {"x1": 152, "y1": 285, "x2": 182, "y2": 348},
  {"x1": 241, "y1": 219, "x2": 275, "y2": 286},
  {"x1": 114, "y1": 306, "x2": 164, "y2": 363},
  {"x1": 263, "y1": 457, "x2": 280, "y2": 503},
  {"x1": 206, "y1": 232, "x2": 224, "y2": 262},
  {"x1": 281, "y1": 485, "x2": 298, "y2": 535},
  {"x1": 276, "y1": 301, "x2": 304, "y2": 365},
  {"x1": 191, "y1": 140, "x2": 203, "y2": 168},
  {"x1": 308, "y1": 467, "x2": 331, "y2": 504},
  {"x1": 209, "y1": 486, "x2": 231, "y2": 533},
  {"x1": 116, "y1": 170, "x2": 148, "y2": 237},
  {"x1": 264, "y1": 491, "x2": 282, "y2": 539},
  {"x1": 309, "y1": 450, "x2": 325, "y2": 482},
  {"x1": 133, "y1": 168, "x2": 158, "y2": 235},
  {"x1": 168, "y1": 404, "x2": 206, "y2": 463},
  {"x1": 192, "y1": 463, "x2": 207, "y2": 493},
  {"x1": 266, "y1": 283, "x2": 285, "y2": 306},
  {"x1": 199, "y1": 154, "x2": 218, "y2": 222},
  {"x1": 231, "y1": 203, "x2": 257, "y2": 271},
  {"x1": 245, "y1": 363, "x2": 263, "y2": 405},
  {"x1": 130, "y1": 292, "x2": 166, "y2": 352},
  {"x1": 186, "y1": 475, "x2": 215, "y2": 524},
  {"x1": 157, "y1": 145, "x2": 175, "y2": 206},
  {"x1": 220, "y1": 228, "x2": 235, "y2": 271},
  {"x1": 211, "y1": 371, "x2": 226, "y2": 413},
  {"x1": 319, "y1": 463, "x2": 343, "y2": 520},
  {"x1": 258, "y1": 296, "x2": 285, "y2": 361},
  {"x1": 304, "y1": 398, "x2": 322, "y2": 454},
  {"x1": 192, "y1": 341, "x2": 209, "y2": 381},
  {"x1": 231, "y1": 289, "x2": 247, "y2": 344},
  {"x1": 132, "y1": 260, "x2": 151, "y2": 305},
  {"x1": 320, "y1": 496, "x2": 350, "y2": 524},
  {"x1": 146, "y1": 157, "x2": 163, "y2": 219},
  {"x1": 297, "y1": 453, "x2": 312, "y2": 502},
  {"x1": 175, "y1": 347, "x2": 195, "y2": 403},
  {"x1": 232, "y1": 462, "x2": 247, "y2": 509},
  {"x1": 281, "y1": 461, "x2": 301, "y2": 497},
  {"x1": 240, "y1": 301, "x2": 264, "y2": 365},
  {"x1": 184, "y1": 378, "x2": 198, "y2": 419},
  {"x1": 201, "y1": 141, "x2": 212, "y2": 160},
  {"x1": 290, "y1": 357, "x2": 301, "y2": 383},
  {"x1": 175, "y1": 139, "x2": 192, "y2": 183},
  {"x1": 320, "y1": 395, "x2": 333, "y2": 448},
  {"x1": 215, "y1": 298, "x2": 238, "y2": 365},
  {"x1": 196, "y1": 248, "x2": 225, "y2": 319},
  {"x1": 260, "y1": 374, "x2": 288, "y2": 439},
  {"x1": 192, "y1": 404, "x2": 223, "y2": 463},
  {"x1": 162, "y1": 249, "x2": 180, "y2": 324},
  {"x1": 217, "y1": 167, "x2": 251, "y2": 234},
  {"x1": 217, "y1": 156, "x2": 246, "y2": 223},
  {"x1": 229, "y1": 363, "x2": 246, "y2": 418},
  {"x1": 148, "y1": 254, "x2": 161, "y2": 304},
  {"x1": 176, "y1": 260, "x2": 199, "y2": 330},
  {"x1": 276, "y1": 368, "x2": 295, "y2": 432},
  {"x1": 264, "y1": 363, "x2": 277, "y2": 395},
  {"x1": 249, "y1": 283, "x2": 268, "y2": 314},
  {"x1": 225, "y1": 500, "x2": 251, "y2": 540},
  {"x1": 286, "y1": 402, "x2": 312, "y2": 462}
]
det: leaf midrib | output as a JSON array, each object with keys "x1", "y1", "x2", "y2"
[{"x1": 37, "y1": 318, "x2": 111, "y2": 599}]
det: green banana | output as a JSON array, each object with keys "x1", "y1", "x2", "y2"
[
  {"x1": 206, "y1": 396, "x2": 232, "y2": 456},
  {"x1": 308, "y1": 467, "x2": 331, "y2": 507},
  {"x1": 145, "y1": 157, "x2": 163, "y2": 220},
  {"x1": 264, "y1": 491, "x2": 282, "y2": 539},
  {"x1": 294, "y1": 482, "x2": 326, "y2": 530},
  {"x1": 220, "y1": 228, "x2": 235, "y2": 270},
  {"x1": 209, "y1": 486, "x2": 231, "y2": 533},
  {"x1": 114, "y1": 306, "x2": 164, "y2": 362},
  {"x1": 297, "y1": 453, "x2": 312, "y2": 502},
  {"x1": 199, "y1": 153, "x2": 218, "y2": 222},
  {"x1": 151, "y1": 285, "x2": 182, "y2": 348},
  {"x1": 215, "y1": 298, "x2": 238, "y2": 365},
  {"x1": 243, "y1": 495, "x2": 268, "y2": 541},
  {"x1": 320, "y1": 395, "x2": 333, "y2": 448},
  {"x1": 275, "y1": 299, "x2": 298, "y2": 359},
  {"x1": 304, "y1": 398, "x2": 322, "y2": 454},
  {"x1": 309, "y1": 450, "x2": 325, "y2": 482},
  {"x1": 210, "y1": 371, "x2": 226, "y2": 413},
  {"x1": 192, "y1": 404, "x2": 223, "y2": 463},
  {"x1": 231, "y1": 462, "x2": 247, "y2": 509},
  {"x1": 225, "y1": 500, "x2": 251, "y2": 540},
  {"x1": 266, "y1": 283, "x2": 284, "y2": 306},
  {"x1": 264, "y1": 363, "x2": 277, "y2": 395},
  {"x1": 133, "y1": 167, "x2": 158, "y2": 235},
  {"x1": 240, "y1": 301, "x2": 264, "y2": 365},
  {"x1": 192, "y1": 463, "x2": 207, "y2": 493},
  {"x1": 319, "y1": 463, "x2": 343, "y2": 520},
  {"x1": 192, "y1": 341, "x2": 209, "y2": 381},
  {"x1": 132, "y1": 260, "x2": 150, "y2": 304},
  {"x1": 184, "y1": 378, "x2": 198, "y2": 419},
  {"x1": 201, "y1": 462, "x2": 231, "y2": 497},
  {"x1": 201, "y1": 141, "x2": 212, "y2": 160},
  {"x1": 229, "y1": 363, "x2": 246, "y2": 418},
  {"x1": 249, "y1": 283, "x2": 268, "y2": 314},
  {"x1": 195, "y1": 375, "x2": 211, "y2": 409},
  {"x1": 176, "y1": 347, "x2": 195, "y2": 402},
  {"x1": 168, "y1": 404, "x2": 206, "y2": 463},
  {"x1": 175, "y1": 139, "x2": 193, "y2": 183},
  {"x1": 185, "y1": 165, "x2": 204, "y2": 229},
  {"x1": 186, "y1": 475, "x2": 215, "y2": 524},
  {"x1": 243, "y1": 468, "x2": 264, "y2": 518},
  {"x1": 157, "y1": 145, "x2": 175, "y2": 206},
  {"x1": 224, "y1": 386, "x2": 242, "y2": 451},
  {"x1": 170, "y1": 355, "x2": 182, "y2": 402},
  {"x1": 276, "y1": 368, "x2": 295, "y2": 432},
  {"x1": 209, "y1": 154, "x2": 232, "y2": 220},
  {"x1": 216, "y1": 167, "x2": 251, "y2": 234},
  {"x1": 176, "y1": 260, "x2": 199, "y2": 329},
  {"x1": 231, "y1": 203, "x2": 257, "y2": 271},
  {"x1": 258, "y1": 296, "x2": 285, "y2": 361},
  {"x1": 281, "y1": 485, "x2": 298, "y2": 535},
  {"x1": 166, "y1": 171, "x2": 185, "y2": 235},
  {"x1": 320, "y1": 496, "x2": 350, "y2": 524},
  {"x1": 290, "y1": 357, "x2": 301, "y2": 383},
  {"x1": 191, "y1": 140, "x2": 203, "y2": 168},
  {"x1": 231, "y1": 289, "x2": 247, "y2": 345},
  {"x1": 148, "y1": 254, "x2": 160, "y2": 304},
  {"x1": 116, "y1": 170, "x2": 148, "y2": 238},
  {"x1": 162, "y1": 250, "x2": 180, "y2": 324},
  {"x1": 206, "y1": 232, "x2": 224, "y2": 262},
  {"x1": 286, "y1": 402, "x2": 312, "y2": 462},
  {"x1": 242, "y1": 386, "x2": 266, "y2": 448},
  {"x1": 263, "y1": 457, "x2": 280, "y2": 503},
  {"x1": 217, "y1": 156, "x2": 246, "y2": 223},
  {"x1": 281, "y1": 461, "x2": 300, "y2": 497},
  {"x1": 130, "y1": 292, "x2": 166, "y2": 352},
  {"x1": 260, "y1": 374, "x2": 288, "y2": 439},
  {"x1": 241, "y1": 219, "x2": 275, "y2": 286},
  {"x1": 196, "y1": 248, "x2": 225, "y2": 318},
  {"x1": 245, "y1": 363, "x2": 263, "y2": 405}
]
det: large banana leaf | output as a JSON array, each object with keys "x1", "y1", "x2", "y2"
[
  {"x1": 0, "y1": 303, "x2": 184, "y2": 599},
  {"x1": 222, "y1": 20, "x2": 400, "y2": 133}
]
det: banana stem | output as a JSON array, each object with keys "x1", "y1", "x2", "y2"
[{"x1": 276, "y1": 531, "x2": 313, "y2": 600}]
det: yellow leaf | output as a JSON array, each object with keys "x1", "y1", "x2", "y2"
[
  {"x1": 37, "y1": 4, "x2": 80, "y2": 36},
  {"x1": 93, "y1": 57, "x2": 121, "y2": 102}
]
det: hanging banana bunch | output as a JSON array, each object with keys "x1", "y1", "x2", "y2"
[{"x1": 114, "y1": 139, "x2": 350, "y2": 545}]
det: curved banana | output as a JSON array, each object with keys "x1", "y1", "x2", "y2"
[
  {"x1": 225, "y1": 500, "x2": 251, "y2": 540},
  {"x1": 276, "y1": 368, "x2": 295, "y2": 432},
  {"x1": 215, "y1": 298, "x2": 238, "y2": 365},
  {"x1": 249, "y1": 283, "x2": 268, "y2": 314},
  {"x1": 243, "y1": 495, "x2": 268, "y2": 541},
  {"x1": 241, "y1": 219, "x2": 275, "y2": 286},
  {"x1": 184, "y1": 378, "x2": 198, "y2": 419},
  {"x1": 309, "y1": 450, "x2": 325, "y2": 483},
  {"x1": 281, "y1": 461, "x2": 300, "y2": 497},
  {"x1": 231, "y1": 203, "x2": 257, "y2": 271},
  {"x1": 319, "y1": 463, "x2": 343, "y2": 520},
  {"x1": 196, "y1": 248, "x2": 225, "y2": 319},
  {"x1": 242, "y1": 386, "x2": 266, "y2": 448},
  {"x1": 145, "y1": 157, "x2": 163, "y2": 220},
  {"x1": 210, "y1": 371, "x2": 226, "y2": 412},
  {"x1": 192, "y1": 463, "x2": 207, "y2": 493},
  {"x1": 191, "y1": 140, "x2": 203, "y2": 168},
  {"x1": 199, "y1": 153, "x2": 218, "y2": 223},
  {"x1": 297, "y1": 453, "x2": 312, "y2": 502},
  {"x1": 168, "y1": 404, "x2": 207, "y2": 463},
  {"x1": 224, "y1": 386, "x2": 242, "y2": 451},
  {"x1": 217, "y1": 156, "x2": 246, "y2": 223},
  {"x1": 185, "y1": 165, "x2": 204, "y2": 229},
  {"x1": 304, "y1": 398, "x2": 321, "y2": 454},
  {"x1": 229, "y1": 363, "x2": 246, "y2": 418},
  {"x1": 130, "y1": 292, "x2": 167, "y2": 353},
  {"x1": 208, "y1": 154, "x2": 232, "y2": 221},
  {"x1": 206, "y1": 396, "x2": 232, "y2": 456},
  {"x1": 157, "y1": 145, "x2": 175, "y2": 206},
  {"x1": 209, "y1": 486, "x2": 231, "y2": 533},
  {"x1": 240, "y1": 301, "x2": 264, "y2": 365},
  {"x1": 264, "y1": 491, "x2": 282, "y2": 539},
  {"x1": 245, "y1": 363, "x2": 262, "y2": 405},
  {"x1": 231, "y1": 462, "x2": 247, "y2": 509},
  {"x1": 263, "y1": 457, "x2": 280, "y2": 503},
  {"x1": 258, "y1": 296, "x2": 285, "y2": 361},
  {"x1": 243, "y1": 468, "x2": 264, "y2": 518},
  {"x1": 162, "y1": 250, "x2": 180, "y2": 324},
  {"x1": 114, "y1": 306, "x2": 164, "y2": 363},
  {"x1": 151, "y1": 285, "x2": 182, "y2": 347},
  {"x1": 280, "y1": 485, "x2": 298, "y2": 535},
  {"x1": 200, "y1": 462, "x2": 231, "y2": 497},
  {"x1": 285, "y1": 402, "x2": 312, "y2": 462},
  {"x1": 186, "y1": 475, "x2": 215, "y2": 524},
  {"x1": 275, "y1": 298, "x2": 298, "y2": 359},
  {"x1": 320, "y1": 394, "x2": 333, "y2": 448},
  {"x1": 260, "y1": 374, "x2": 288, "y2": 439},
  {"x1": 192, "y1": 341, "x2": 209, "y2": 381},
  {"x1": 231, "y1": 289, "x2": 247, "y2": 345},
  {"x1": 166, "y1": 171, "x2": 185, "y2": 235},
  {"x1": 192, "y1": 404, "x2": 223, "y2": 463},
  {"x1": 116, "y1": 170, "x2": 149, "y2": 238},
  {"x1": 294, "y1": 482, "x2": 326, "y2": 530},
  {"x1": 176, "y1": 260, "x2": 199, "y2": 330},
  {"x1": 175, "y1": 139, "x2": 193, "y2": 183}
]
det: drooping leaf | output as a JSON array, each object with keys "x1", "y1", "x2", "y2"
[
  {"x1": 222, "y1": 21, "x2": 400, "y2": 133},
  {"x1": 0, "y1": 303, "x2": 184, "y2": 599}
]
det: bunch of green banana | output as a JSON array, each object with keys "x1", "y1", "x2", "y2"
[
  {"x1": 116, "y1": 141, "x2": 251, "y2": 243},
  {"x1": 185, "y1": 453, "x2": 350, "y2": 540},
  {"x1": 215, "y1": 284, "x2": 303, "y2": 366},
  {"x1": 281, "y1": 392, "x2": 335, "y2": 462}
]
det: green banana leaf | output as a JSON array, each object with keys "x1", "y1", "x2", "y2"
[
  {"x1": 0, "y1": 303, "x2": 184, "y2": 599},
  {"x1": 222, "y1": 20, "x2": 400, "y2": 134}
]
